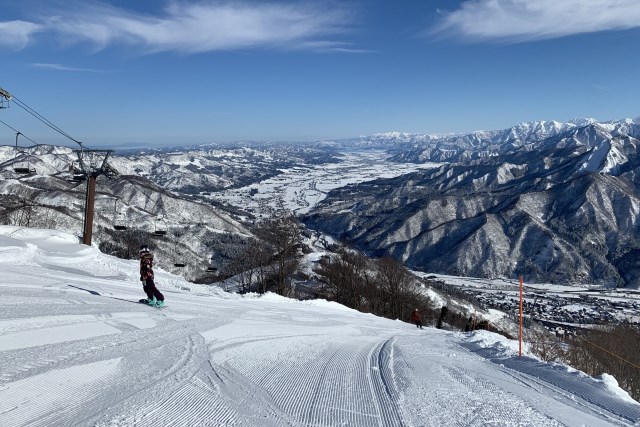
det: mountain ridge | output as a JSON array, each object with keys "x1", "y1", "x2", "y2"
[
  {"x1": 2, "y1": 115, "x2": 640, "y2": 286},
  {"x1": 303, "y1": 116, "x2": 640, "y2": 288}
]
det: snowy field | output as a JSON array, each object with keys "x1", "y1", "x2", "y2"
[
  {"x1": 1, "y1": 226, "x2": 640, "y2": 426},
  {"x1": 211, "y1": 151, "x2": 439, "y2": 216}
]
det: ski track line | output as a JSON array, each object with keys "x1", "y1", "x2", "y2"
[
  {"x1": 93, "y1": 334, "x2": 242, "y2": 427},
  {"x1": 370, "y1": 337, "x2": 405, "y2": 427},
  {"x1": 304, "y1": 342, "x2": 358, "y2": 426},
  {"x1": 289, "y1": 338, "x2": 376, "y2": 426},
  {"x1": 442, "y1": 365, "x2": 562, "y2": 427},
  {"x1": 0, "y1": 358, "x2": 121, "y2": 427},
  {"x1": 208, "y1": 361, "x2": 298, "y2": 426},
  {"x1": 0, "y1": 309, "x2": 230, "y2": 386},
  {"x1": 154, "y1": 376, "x2": 239, "y2": 427},
  {"x1": 392, "y1": 334, "x2": 563, "y2": 427},
  {"x1": 97, "y1": 333, "x2": 314, "y2": 426},
  {"x1": 2, "y1": 328, "x2": 217, "y2": 426},
  {"x1": 230, "y1": 335, "x2": 331, "y2": 424},
  {"x1": 222, "y1": 334, "x2": 401, "y2": 426}
]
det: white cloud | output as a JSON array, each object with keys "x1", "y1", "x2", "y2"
[
  {"x1": 41, "y1": 1, "x2": 352, "y2": 53},
  {"x1": 434, "y1": 0, "x2": 640, "y2": 42},
  {"x1": 32, "y1": 63, "x2": 100, "y2": 72},
  {"x1": 0, "y1": 20, "x2": 43, "y2": 49}
]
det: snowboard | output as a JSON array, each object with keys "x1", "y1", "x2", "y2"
[{"x1": 138, "y1": 298, "x2": 166, "y2": 308}]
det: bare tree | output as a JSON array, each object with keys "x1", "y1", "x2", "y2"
[
  {"x1": 226, "y1": 239, "x2": 265, "y2": 293},
  {"x1": 527, "y1": 327, "x2": 566, "y2": 362},
  {"x1": 376, "y1": 257, "x2": 413, "y2": 320},
  {"x1": 253, "y1": 214, "x2": 302, "y2": 296},
  {"x1": 314, "y1": 249, "x2": 439, "y2": 325},
  {"x1": 314, "y1": 249, "x2": 371, "y2": 309},
  {"x1": 565, "y1": 324, "x2": 640, "y2": 401},
  {"x1": 3, "y1": 198, "x2": 36, "y2": 227}
]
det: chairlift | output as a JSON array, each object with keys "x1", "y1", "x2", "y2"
[
  {"x1": 172, "y1": 240, "x2": 185, "y2": 267},
  {"x1": 13, "y1": 132, "x2": 36, "y2": 175},
  {"x1": 114, "y1": 216, "x2": 128, "y2": 231},
  {"x1": 69, "y1": 161, "x2": 86, "y2": 182},
  {"x1": 13, "y1": 166, "x2": 35, "y2": 175},
  {"x1": 154, "y1": 216, "x2": 167, "y2": 236},
  {"x1": 113, "y1": 199, "x2": 128, "y2": 231}
]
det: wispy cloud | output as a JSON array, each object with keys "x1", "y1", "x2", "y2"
[
  {"x1": 0, "y1": 20, "x2": 43, "y2": 49},
  {"x1": 433, "y1": 0, "x2": 640, "y2": 42},
  {"x1": 32, "y1": 63, "x2": 101, "y2": 72},
  {"x1": 2, "y1": 1, "x2": 354, "y2": 53}
]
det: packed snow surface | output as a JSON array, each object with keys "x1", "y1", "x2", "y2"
[{"x1": 1, "y1": 226, "x2": 639, "y2": 426}]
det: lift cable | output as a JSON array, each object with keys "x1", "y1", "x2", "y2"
[
  {"x1": 2, "y1": 85, "x2": 119, "y2": 246},
  {"x1": 11, "y1": 95, "x2": 83, "y2": 147},
  {"x1": 0, "y1": 118, "x2": 40, "y2": 146}
]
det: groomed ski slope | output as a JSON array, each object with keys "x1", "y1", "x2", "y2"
[{"x1": 0, "y1": 226, "x2": 639, "y2": 427}]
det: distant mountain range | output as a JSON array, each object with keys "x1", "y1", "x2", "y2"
[
  {"x1": 2, "y1": 116, "x2": 640, "y2": 287},
  {"x1": 304, "y1": 117, "x2": 640, "y2": 288}
]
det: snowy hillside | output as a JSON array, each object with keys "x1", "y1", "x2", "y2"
[
  {"x1": 304, "y1": 118, "x2": 640, "y2": 287},
  {"x1": 1, "y1": 226, "x2": 639, "y2": 426},
  {"x1": 3, "y1": 116, "x2": 640, "y2": 286}
]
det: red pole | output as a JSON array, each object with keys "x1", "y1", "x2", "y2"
[{"x1": 519, "y1": 275, "x2": 523, "y2": 357}]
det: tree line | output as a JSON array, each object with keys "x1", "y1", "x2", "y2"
[
  {"x1": 313, "y1": 248, "x2": 437, "y2": 322},
  {"x1": 223, "y1": 214, "x2": 491, "y2": 330},
  {"x1": 528, "y1": 324, "x2": 640, "y2": 401}
]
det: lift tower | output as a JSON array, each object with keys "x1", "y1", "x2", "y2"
[
  {"x1": 74, "y1": 149, "x2": 118, "y2": 246},
  {"x1": 0, "y1": 86, "x2": 11, "y2": 108}
]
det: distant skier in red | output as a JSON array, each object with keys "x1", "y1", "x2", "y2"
[
  {"x1": 411, "y1": 308, "x2": 423, "y2": 329},
  {"x1": 139, "y1": 245, "x2": 165, "y2": 307}
]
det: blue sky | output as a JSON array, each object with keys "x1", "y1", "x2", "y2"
[{"x1": 1, "y1": 0, "x2": 640, "y2": 148}]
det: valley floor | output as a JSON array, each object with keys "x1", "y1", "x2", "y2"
[{"x1": 1, "y1": 226, "x2": 639, "y2": 426}]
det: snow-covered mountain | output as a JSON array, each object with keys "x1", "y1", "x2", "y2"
[
  {"x1": 323, "y1": 119, "x2": 597, "y2": 153},
  {"x1": 3, "y1": 116, "x2": 640, "y2": 286},
  {"x1": 304, "y1": 118, "x2": 640, "y2": 287},
  {"x1": 380, "y1": 118, "x2": 640, "y2": 163},
  {"x1": 110, "y1": 144, "x2": 341, "y2": 194},
  {"x1": 0, "y1": 145, "x2": 251, "y2": 280},
  {"x1": 1, "y1": 226, "x2": 638, "y2": 426}
]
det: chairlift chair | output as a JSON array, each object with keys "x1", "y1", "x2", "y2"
[
  {"x1": 154, "y1": 216, "x2": 167, "y2": 236},
  {"x1": 113, "y1": 215, "x2": 128, "y2": 231},
  {"x1": 113, "y1": 199, "x2": 128, "y2": 231},
  {"x1": 174, "y1": 253, "x2": 186, "y2": 267},
  {"x1": 205, "y1": 256, "x2": 217, "y2": 272},
  {"x1": 173, "y1": 245, "x2": 185, "y2": 267},
  {"x1": 14, "y1": 165, "x2": 36, "y2": 175},
  {"x1": 69, "y1": 161, "x2": 86, "y2": 182},
  {"x1": 72, "y1": 172, "x2": 86, "y2": 182},
  {"x1": 13, "y1": 132, "x2": 36, "y2": 175}
]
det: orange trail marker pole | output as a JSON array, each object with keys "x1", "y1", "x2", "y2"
[{"x1": 519, "y1": 275, "x2": 523, "y2": 357}]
